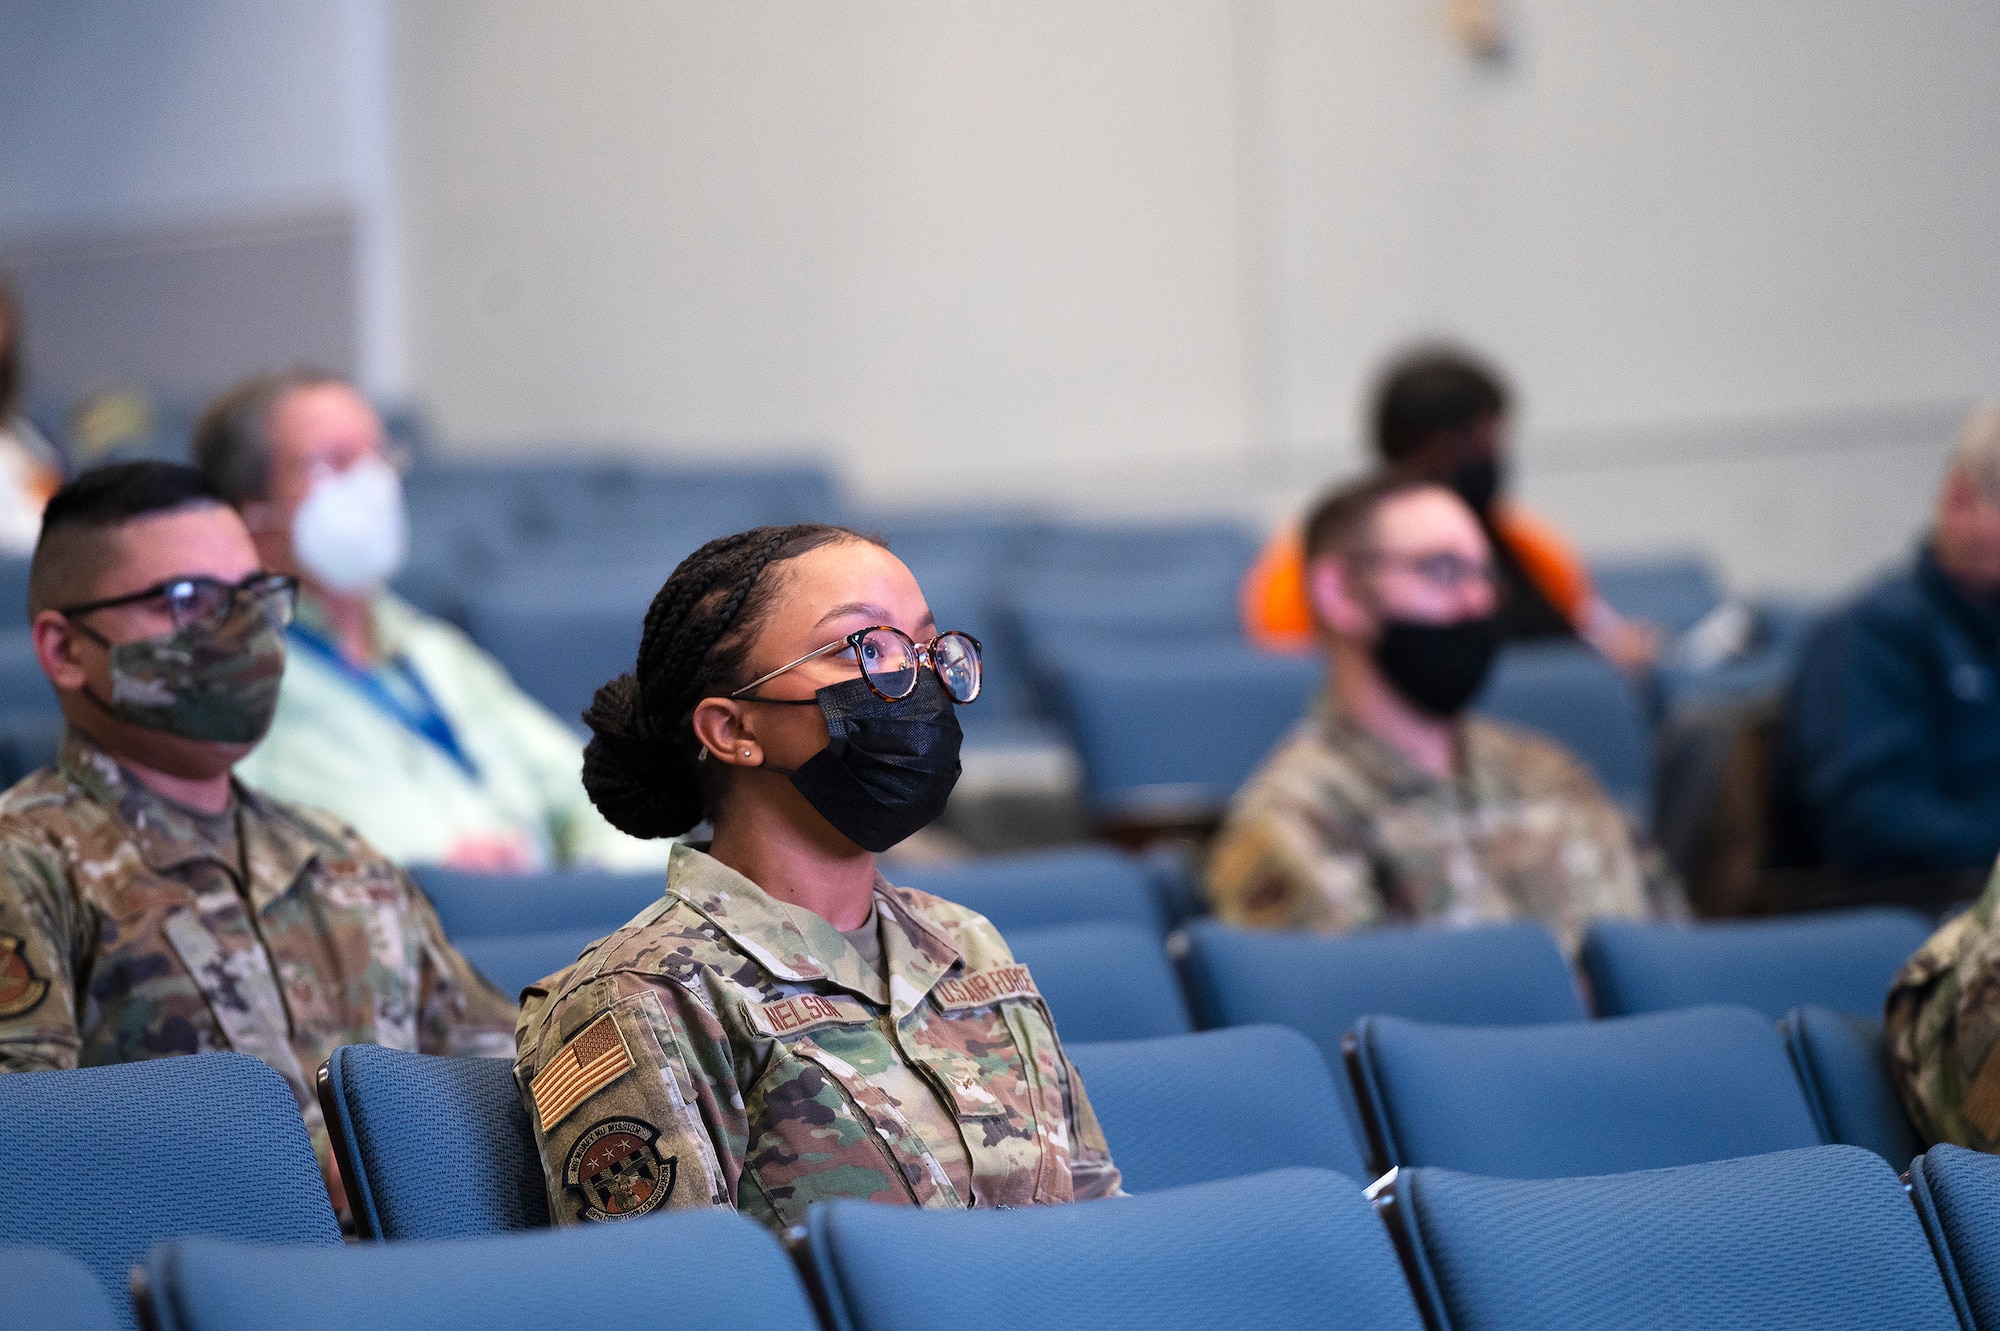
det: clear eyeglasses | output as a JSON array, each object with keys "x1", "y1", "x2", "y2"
[
  {"x1": 731, "y1": 625, "x2": 983, "y2": 705},
  {"x1": 60, "y1": 573, "x2": 301, "y2": 634}
]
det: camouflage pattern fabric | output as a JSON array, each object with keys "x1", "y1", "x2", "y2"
[
  {"x1": 101, "y1": 596, "x2": 285, "y2": 743},
  {"x1": 515, "y1": 843, "x2": 1123, "y2": 1233},
  {"x1": 1205, "y1": 701, "x2": 1680, "y2": 957},
  {"x1": 1887, "y1": 862, "x2": 2000, "y2": 1149},
  {"x1": 0, "y1": 729, "x2": 518, "y2": 1195}
]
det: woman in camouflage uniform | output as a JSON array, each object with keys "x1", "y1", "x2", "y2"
[{"x1": 514, "y1": 524, "x2": 1121, "y2": 1232}]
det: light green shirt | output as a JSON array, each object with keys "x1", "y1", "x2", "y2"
[{"x1": 234, "y1": 591, "x2": 672, "y2": 873}]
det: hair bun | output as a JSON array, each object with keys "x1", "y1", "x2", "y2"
[{"x1": 579, "y1": 673, "x2": 704, "y2": 839}]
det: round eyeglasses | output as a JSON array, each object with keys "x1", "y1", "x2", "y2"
[
  {"x1": 59, "y1": 573, "x2": 301, "y2": 635},
  {"x1": 731, "y1": 625, "x2": 983, "y2": 705}
]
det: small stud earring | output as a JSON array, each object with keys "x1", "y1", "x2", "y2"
[{"x1": 742, "y1": 749, "x2": 752, "y2": 757}]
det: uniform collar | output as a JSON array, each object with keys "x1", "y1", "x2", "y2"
[
  {"x1": 665, "y1": 842, "x2": 962, "y2": 1016},
  {"x1": 56, "y1": 727, "x2": 320, "y2": 914},
  {"x1": 1311, "y1": 696, "x2": 1466, "y2": 798}
]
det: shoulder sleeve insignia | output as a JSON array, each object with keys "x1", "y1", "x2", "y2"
[
  {"x1": 0, "y1": 934, "x2": 48, "y2": 1018},
  {"x1": 564, "y1": 1118, "x2": 676, "y2": 1222},
  {"x1": 530, "y1": 1012, "x2": 635, "y2": 1132},
  {"x1": 932, "y1": 962, "x2": 1041, "y2": 1013}
]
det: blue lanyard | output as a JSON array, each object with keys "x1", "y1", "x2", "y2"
[{"x1": 287, "y1": 625, "x2": 481, "y2": 782}]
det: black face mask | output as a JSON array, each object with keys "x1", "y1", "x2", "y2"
[
  {"x1": 773, "y1": 673, "x2": 963, "y2": 853},
  {"x1": 1449, "y1": 455, "x2": 1503, "y2": 515},
  {"x1": 1373, "y1": 615, "x2": 1503, "y2": 718}
]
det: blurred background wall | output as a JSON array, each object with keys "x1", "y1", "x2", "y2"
[{"x1": 1, "y1": 0, "x2": 1996, "y2": 594}]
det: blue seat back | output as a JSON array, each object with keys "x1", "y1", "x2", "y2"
[
  {"x1": 805, "y1": 1167, "x2": 1422, "y2": 1331},
  {"x1": 1583, "y1": 907, "x2": 1935, "y2": 1020},
  {"x1": 0, "y1": 707, "x2": 63, "y2": 785},
  {"x1": 1182, "y1": 921, "x2": 1583, "y2": 1168},
  {"x1": 453, "y1": 927, "x2": 604, "y2": 1001},
  {"x1": 1473, "y1": 641, "x2": 1653, "y2": 822},
  {"x1": 409, "y1": 866, "x2": 663, "y2": 940},
  {"x1": 1042, "y1": 644, "x2": 1322, "y2": 818},
  {"x1": 1182, "y1": 920, "x2": 1584, "y2": 1052},
  {"x1": 1780, "y1": 1007, "x2": 1924, "y2": 1167},
  {"x1": 1068, "y1": 1026, "x2": 1367, "y2": 1187},
  {"x1": 1910, "y1": 1143, "x2": 2000, "y2": 1331},
  {"x1": 318, "y1": 1046, "x2": 547, "y2": 1240},
  {"x1": 142, "y1": 1207, "x2": 819, "y2": 1331},
  {"x1": 1387, "y1": 1145, "x2": 1959, "y2": 1331},
  {"x1": 894, "y1": 846, "x2": 1168, "y2": 937},
  {"x1": 1348, "y1": 1004, "x2": 1822, "y2": 1178},
  {"x1": 1005, "y1": 922, "x2": 1191, "y2": 1043},
  {"x1": 1590, "y1": 553, "x2": 1726, "y2": 633},
  {"x1": 0, "y1": 629, "x2": 56, "y2": 714},
  {"x1": 0, "y1": 1247, "x2": 122, "y2": 1331},
  {"x1": 0, "y1": 1054, "x2": 340, "y2": 1328}
]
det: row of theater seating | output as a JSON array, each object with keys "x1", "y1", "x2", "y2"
[
  {"x1": 6, "y1": 1044, "x2": 2000, "y2": 1330},
  {"x1": 0, "y1": 455, "x2": 1811, "y2": 825},
  {"x1": 398, "y1": 848, "x2": 1936, "y2": 1188}
]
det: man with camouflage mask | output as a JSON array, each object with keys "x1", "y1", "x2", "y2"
[{"x1": 0, "y1": 461, "x2": 516, "y2": 1213}]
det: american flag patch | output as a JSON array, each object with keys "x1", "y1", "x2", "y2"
[{"x1": 530, "y1": 1013, "x2": 635, "y2": 1131}]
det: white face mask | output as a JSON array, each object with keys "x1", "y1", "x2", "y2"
[{"x1": 291, "y1": 455, "x2": 409, "y2": 594}]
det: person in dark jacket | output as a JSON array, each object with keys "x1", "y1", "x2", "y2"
[{"x1": 1785, "y1": 402, "x2": 2000, "y2": 895}]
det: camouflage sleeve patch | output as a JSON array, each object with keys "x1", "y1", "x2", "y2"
[
  {"x1": 0, "y1": 934, "x2": 48, "y2": 1017},
  {"x1": 519, "y1": 985, "x2": 735, "y2": 1226}
]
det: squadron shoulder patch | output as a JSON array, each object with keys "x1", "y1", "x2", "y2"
[
  {"x1": 530, "y1": 1012, "x2": 635, "y2": 1131},
  {"x1": 565, "y1": 1118, "x2": 676, "y2": 1222},
  {"x1": 0, "y1": 935, "x2": 47, "y2": 1018}
]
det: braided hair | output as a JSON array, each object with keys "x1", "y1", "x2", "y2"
[{"x1": 581, "y1": 523, "x2": 876, "y2": 838}]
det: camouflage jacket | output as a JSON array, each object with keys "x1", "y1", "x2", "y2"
[
  {"x1": 1887, "y1": 863, "x2": 2000, "y2": 1148},
  {"x1": 515, "y1": 844, "x2": 1123, "y2": 1234},
  {"x1": 1205, "y1": 701, "x2": 1679, "y2": 957},
  {"x1": 0, "y1": 729, "x2": 517, "y2": 1185}
]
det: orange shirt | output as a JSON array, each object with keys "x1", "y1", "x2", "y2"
[{"x1": 1240, "y1": 503, "x2": 1595, "y2": 653}]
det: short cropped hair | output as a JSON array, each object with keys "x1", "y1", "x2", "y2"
[
  {"x1": 193, "y1": 367, "x2": 347, "y2": 505},
  {"x1": 1950, "y1": 401, "x2": 2000, "y2": 501},
  {"x1": 1301, "y1": 472, "x2": 1441, "y2": 567},
  {"x1": 1371, "y1": 346, "x2": 1509, "y2": 464},
  {"x1": 28, "y1": 462, "x2": 226, "y2": 617}
]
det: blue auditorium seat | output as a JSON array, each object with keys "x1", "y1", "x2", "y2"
[
  {"x1": 1068, "y1": 1026, "x2": 1368, "y2": 1187},
  {"x1": 1782, "y1": 1006, "x2": 1924, "y2": 1167},
  {"x1": 0, "y1": 1054, "x2": 340, "y2": 1329},
  {"x1": 1910, "y1": 1144, "x2": 2000, "y2": 1331},
  {"x1": 410, "y1": 865, "x2": 663, "y2": 941},
  {"x1": 1015, "y1": 519, "x2": 1257, "y2": 578},
  {"x1": 1182, "y1": 920, "x2": 1584, "y2": 1054},
  {"x1": 804, "y1": 1167, "x2": 1424, "y2": 1331},
  {"x1": 1590, "y1": 553, "x2": 1726, "y2": 633},
  {"x1": 317, "y1": 1046, "x2": 547, "y2": 1240},
  {"x1": 0, "y1": 708, "x2": 62, "y2": 784},
  {"x1": 1182, "y1": 921, "x2": 1582, "y2": 1159},
  {"x1": 0, "y1": 1247, "x2": 122, "y2": 1331},
  {"x1": 140, "y1": 1207, "x2": 820, "y2": 1331},
  {"x1": 1381, "y1": 1145, "x2": 1959, "y2": 1331},
  {"x1": 456, "y1": 561, "x2": 660, "y2": 722},
  {"x1": 453, "y1": 927, "x2": 602, "y2": 1000},
  {"x1": 0, "y1": 556, "x2": 32, "y2": 624},
  {"x1": 1473, "y1": 640, "x2": 1653, "y2": 822},
  {"x1": 1346, "y1": 1004, "x2": 1822, "y2": 1179},
  {"x1": 1581, "y1": 907, "x2": 1934, "y2": 1020},
  {"x1": 894, "y1": 845, "x2": 1169, "y2": 937},
  {"x1": 1041, "y1": 643, "x2": 1321, "y2": 820},
  {"x1": 0, "y1": 629, "x2": 55, "y2": 714},
  {"x1": 1005, "y1": 922, "x2": 1192, "y2": 1042}
]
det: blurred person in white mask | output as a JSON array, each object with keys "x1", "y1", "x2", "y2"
[
  {"x1": 0, "y1": 276, "x2": 65, "y2": 555},
  {"x1": 194, "y1": 369, "x2": 670, "y2": 872}
]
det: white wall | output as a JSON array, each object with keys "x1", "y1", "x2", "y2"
[
  {"x1": 0, "y1": 0, "x2": 406, "y2": 393},
  {"x1": 396, "y1": 0, "x2": 1253, "y2": 502},
  {"x1": 396, "y1": 0, "x2": 2000, "y2": 594}
]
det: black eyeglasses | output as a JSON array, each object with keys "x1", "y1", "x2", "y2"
[
  {"x1": 732, "y1": 625, "x2": 983, "y2": 705},
  {"x1": 60, "y1": 573, "x2": 301, "y2": 635}
]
